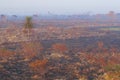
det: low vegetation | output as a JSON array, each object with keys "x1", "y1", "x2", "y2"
[{"x1": 0, "y1": 17, "x2": 120, "y2": 80}]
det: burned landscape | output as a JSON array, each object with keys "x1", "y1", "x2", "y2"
[{"x1": 0, "y1": 15, "x2": 120, "y2": 80}]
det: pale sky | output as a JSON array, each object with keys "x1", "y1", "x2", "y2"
[{"x1": 0, "y1": 0, "x2": 120, "y2": 15}]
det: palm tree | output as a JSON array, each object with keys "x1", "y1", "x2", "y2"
[{"x1": 24, "y1": 16, "x2": 33, "y2": 40}]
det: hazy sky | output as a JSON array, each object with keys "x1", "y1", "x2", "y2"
[{"x1": 0, "y1": 0, "x2": 120, "y2": 15}]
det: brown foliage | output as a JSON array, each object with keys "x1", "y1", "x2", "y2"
[
  {"x1": 21, "y1": 42, "x2": 43, "y2": 59},
  {"x1": 29, "y1": 59, "x2": 48, "y2": 75},
  {"x1": 0, "y1": 48, "x2": 15, "y2": 59},
  {"x1": 51, "y1": 43, "x2": 68, "y2": 53}
]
